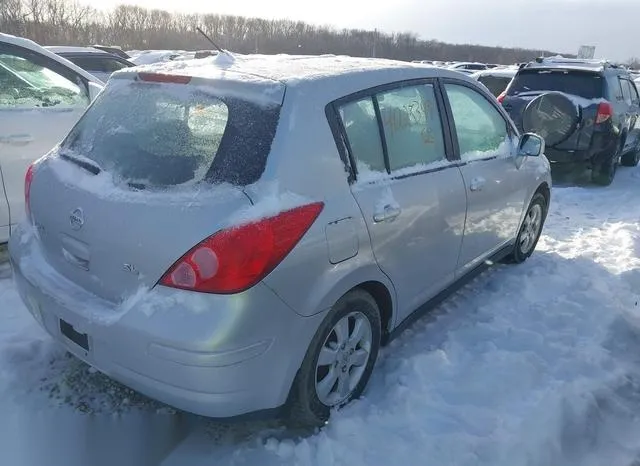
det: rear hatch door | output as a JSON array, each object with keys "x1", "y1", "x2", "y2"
[{"x1": 28, "y1": 73, "x2": 284, "y2": 302}]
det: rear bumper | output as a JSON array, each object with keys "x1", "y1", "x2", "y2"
[
  {"x1": 8, "y1": 223, "x2": 321, "y2": 419},
  {"x1": 545, "y1": 131, "x2": 618, "y2": 166}
]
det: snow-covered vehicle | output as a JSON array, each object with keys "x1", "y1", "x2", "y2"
[
  {"x1": 471, "y1": 66, "x2": 517, "y2": 97},
  {"x1": 9, "y1": 53, "x2": 551, "y2": 427},
  {"x1": 501, "y1": 57, "x2": 640, "y2": 185},
  {"x1": 0, "y1": 33, "x2": 104, "y2": 244}
]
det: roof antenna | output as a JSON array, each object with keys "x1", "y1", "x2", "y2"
[{"x1": 196, "y1": 26, "x2": 225, "y2": 54}]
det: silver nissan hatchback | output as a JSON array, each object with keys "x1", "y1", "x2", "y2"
[{"x1": 9, "y1": 54, "x2": 551, "y2": 427}]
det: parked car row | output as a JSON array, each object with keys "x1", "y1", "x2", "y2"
[{"x1": 5, "y1": 32, "x2": 552, "y2": 427}]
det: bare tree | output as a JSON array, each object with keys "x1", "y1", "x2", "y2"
[{"x1": 2, "y1": 0, "x2": 573, "y2": 65}]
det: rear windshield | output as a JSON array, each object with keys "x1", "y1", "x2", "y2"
[
  {"x1": 477, "y1": 75, "x2": 512, "y2": 97},
  {"x1": 61, "y1": 80, "x2": 280, "y2": 188},
  {"x1": 507, "y1": 69, "x2": 604, "y2": 99}
]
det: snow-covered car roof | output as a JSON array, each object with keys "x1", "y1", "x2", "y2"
[
  {"x1": 471, "y1": 67, "x2": 518, "y2": 79},
  {"x1": 0, "y1": 33, "x2": 104, "y2": 85},
  {"x1": 127, "y1": 53, "x2": 477, "y2": 103}
]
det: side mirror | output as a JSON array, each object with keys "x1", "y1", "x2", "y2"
[
  {"x1": 518, "y1": 133, "x2": 545, "y2": 157},
  {"x1": 87, "y1": 82, "x2": 103, "y2": 101}
]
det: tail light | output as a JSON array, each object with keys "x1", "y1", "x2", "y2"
[
  {"x1": 159, "y1": 202, "x2": 324, "y2": 294},
  {"x1": 595, "y1": 101, "x2": 613, "y2": 124},
  {"x1": 497, "y1": 91, "x2": 507, "y2": 104},
  {"x1": 24, "y1": 163, "x2": 35, "y2": 219}
]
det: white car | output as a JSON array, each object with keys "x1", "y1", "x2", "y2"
[{"x1": 0, "y1": 33, "x2": 104, "y2": 244}]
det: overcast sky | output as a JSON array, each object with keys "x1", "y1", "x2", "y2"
[{"x1": 83, "y1": 0, "x2": 639, "y2": 61}]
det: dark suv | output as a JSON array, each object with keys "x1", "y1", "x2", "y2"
[{"x1": 500, "y1": 57, "x2": 640, "y2": 185}]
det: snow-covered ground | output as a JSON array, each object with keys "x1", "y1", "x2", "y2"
[{"x1": 2, "y1": 166, "x2": 640, "y2": 465}]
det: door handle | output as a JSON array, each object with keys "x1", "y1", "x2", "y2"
[
  {"x1": 469, "y1": 177, "x2": 486, "y2": 192},
  {"x1": 373, "y1": 205, "x2": 402, "y2": 223},
  {"x1": 0, "y1": 134, "x2": 34, "y2": 146}
]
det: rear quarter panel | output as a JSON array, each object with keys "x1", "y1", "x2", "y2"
[{"x1": 247, "y1": 85, "x2": 398, "y2": 322}]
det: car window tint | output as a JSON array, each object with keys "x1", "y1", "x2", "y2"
[
  {"x1": 338, "y1": 97, "x2": 386, "y2": 174},
  {"x1": 0, "y1": 50, "x2": 87, "y2": 109},
  {"x1": 377, "y1": 84, "x2": 447, "y2": 172},
  {"x1": 445, "y1": 83, "x2": 510, "y2": 161}
]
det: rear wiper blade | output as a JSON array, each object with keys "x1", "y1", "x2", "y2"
[{"x1": 59, "y1": 151, "x2": 102, "y2": 175}]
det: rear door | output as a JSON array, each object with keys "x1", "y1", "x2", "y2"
[
  {"x1": 0, "y1": 42, "x2": 91, "y2": 232},
  {"x1": 620, "y1": 78, "x2": 640, "y2": 152},
  {"x1": 442, "y1": 81, "x2": 528, "y2": 273},
  {"x1": 335, "y1": 80, "x2": 467, "y2": 320},
  {"x1": 627, "y1": 80, "x2": 640, "y2": 150}
]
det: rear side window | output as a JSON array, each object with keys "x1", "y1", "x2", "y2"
[
  {"x1": 478, "y1": 75, "x2": 512, "y2": 97},
  {"x1": 620, "y1": 78, "x2": 635, "y2": 105},
  {"x1": 338, "y1": 97, "x2": 386, "y2": 173},
  {"x1": 630, "y1": 80, "x2": 640, "y2": 103},
  {"x1": 377, "y1": 84, "x2": 446, "y2": 171},
  {"x1": 61, "y1": 80, "x2": 279, "y2": 188},
  {"x1": 608, "y1": 77, "x2": 624, "y2": 102},
  {"x1": 508, "y1": 69, "x2": 604, "y2": 99}
]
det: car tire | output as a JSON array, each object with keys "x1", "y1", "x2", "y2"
[
  {"x1": 592, "y1": 151, "x2": 618, "y2": 186},
  {"x1": 285, "y1": 289, "x2": 381, "y2": 429},
  {"x1": 505, "y1": 192, "x2": 547, "y2": 264},
  {"x1": 621, "y1": 147, "x2": 640, "y2": 167}
]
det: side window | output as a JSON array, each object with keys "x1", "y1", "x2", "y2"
[
  {"x1": 630, "y1": 81, "x2": 640, "y2": 104},
  {"x1": 620, "y1": 78, "x2": 632, "y2": 105},
  {"x1": 338, "y1": 97, "x2": 386, "y2": 173},
  {"x1": 608, "y1": 77, "x2": 624, "y2": 102},
  {"x1": 0, "y1": 46, "x2": 88, "y2": 109},
  {"x1": 444, "y1": 83, "x2": 510, "y2": 161},
  {"x1": 377, "y1": 84, "x2": 447, "y2": 171}
]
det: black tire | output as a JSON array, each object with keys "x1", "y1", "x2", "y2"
[
  {"x1": 285, "y1": 289, "x2": 381, "y2": 429},
  {"x1": 621, "y1": 147, "x2": 640, "y2": 167},
  {"x1": 523, "y1": 92, "x2": 580, "y2": 147},
  {"x1": 505, "y1": 192, "x2": 547, "y2": 264},
  {"x1": 592, "y1": 150, "x2": 618, "y2": 186}
]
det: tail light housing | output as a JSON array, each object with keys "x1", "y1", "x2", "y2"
[
  {"x1": 24, "y1": 163, "x2": 35, "y2": 219},
  {"x1": 595, "y1": 101, "x2": 613, "y2": 124},
  {"x1": 497, "y1": 91, "x2": 507, "y2": 104},
  {"x1": 159, "y1": 202, "x2": 324, "y2": 294}
]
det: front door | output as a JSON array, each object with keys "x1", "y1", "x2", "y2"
[
  {"x1": 0, "y1": 42, "x2": 90, "y2": 231},
  {"x1": 442, "y1": 81, "x2": 529, "y2": 273},
  {"x1": 335, "y1": 81, "x2": 467, "y2": 320}
]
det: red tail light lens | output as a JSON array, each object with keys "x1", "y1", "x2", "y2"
[
  {"x1": 497, "y1": 91, "x2": 507, "y2": 104},
  {"x1": 595, "y1": 101, "x2": 613, "y2": 124},
  {"x1": 24, "y1": 163, "x2": 35, "y2": 219},
  {"x1": 160, "y1": 202, "x2": 324, "y2": 294},
  {"x1": 137, "y1": 73, "x2": 191, "y2": 84}
]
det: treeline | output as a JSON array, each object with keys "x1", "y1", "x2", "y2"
[{"x1": 1, "y1": 0, "x2": 570, "y2": 64}]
